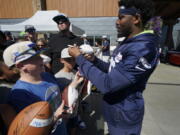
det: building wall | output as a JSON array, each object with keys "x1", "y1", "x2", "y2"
[
  {"x1": 0, "y1": 0, "x2": 118, "y2": 18},
  {"x1": 0, "y1": 0, "x2": 34, "y2": 18},
  {"x1": 46, "y1": 0, "x2": 118, "y2": 17}
]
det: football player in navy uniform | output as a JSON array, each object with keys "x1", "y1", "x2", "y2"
[{"x1": 68, "y1": 0, "x2": 159, "y2": 134}]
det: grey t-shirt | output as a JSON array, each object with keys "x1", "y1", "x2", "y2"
[{"x1": 55, "y1": 70, "x2": 76, "y2": 87}]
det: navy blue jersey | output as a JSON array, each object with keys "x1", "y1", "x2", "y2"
[{"x1": 75, "y1": 31, "x2": 159, "y2": 127}]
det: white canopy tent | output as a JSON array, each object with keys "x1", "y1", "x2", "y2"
[{"x1": 0, "y1": 10, "x2": 84, "y2": 35}]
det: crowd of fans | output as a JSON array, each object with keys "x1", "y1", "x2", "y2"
[{"x1": 0, "y1": 17, "x2": 109, "y2": 135}]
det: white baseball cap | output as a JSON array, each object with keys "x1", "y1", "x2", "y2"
[
  {"x1": 102, "y1": 35, "x2": 107, "y2": 38},
  {"x1": 40, "y1": 54, "x2": 51, "y2": 64},
  {"x1": 3, "y1": 41, "x2": 39, "y2": 67},
  {"x1": 61, "y1": 48, "x2": 72, "y2": 58},
  {"x1": 81, "y1": 34, "x2": 87, "y2": 38}
]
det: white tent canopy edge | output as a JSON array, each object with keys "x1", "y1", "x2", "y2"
[{"x1": 0, "y1": 10, "x2": 84, "y2": 35}]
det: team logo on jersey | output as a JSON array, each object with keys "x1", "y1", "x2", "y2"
[
  {"x1": 115, "y1": 52, "x2": 123, "y2": 63},
  {"x1": 135, "y1": 57, "x2": 152, "y2": 71},
  {"x1": 139, "y1": 57, "x2": 152, "y2": 69},
  {"x1": 109, "y1": 57, "x2": 115, "y2": 72},
  {"x1": 109, "y1": 52, "x2": 123, "y2": 72}
]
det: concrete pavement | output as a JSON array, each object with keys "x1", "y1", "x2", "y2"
[{"x1": 142, "y1": 63, "x2": 180, "y2": 135}]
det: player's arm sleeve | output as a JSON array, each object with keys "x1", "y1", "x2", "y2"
[
  {"x1": 75, "y1": 55, "x2": 132, "y2": 94},
  {"x1": 75, "y1": 46, "x2": 157, "y2": 94},
  {"x1": 8, "y1": 90, "x2": 41, "y2": 113},
  {"x1": 93, "y1": 57, "x2": 110, "y2": 72}
]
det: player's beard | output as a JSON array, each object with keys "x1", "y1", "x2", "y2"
[{"x1": 116, "y1": 20, "x2": 133, "y2": 38}]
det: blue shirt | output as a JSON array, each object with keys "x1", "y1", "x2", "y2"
[
  {"x1": 8, "y1": 72, "x2": 67, "y2": 135},
  {"x1": 102, "y1": 40, "x2": 110, "y2": 56},
  {"x1": 8, "y1": 72, "x2": 62, "y2": 113}
]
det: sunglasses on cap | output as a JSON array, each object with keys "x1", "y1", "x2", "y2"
[
  {"x1": 58, "y1": 22, "x2": 66, "y2": 25},
  {"x1": 58, "y1": 19, "x2": 69, "y2": 24},
  {"x1": 58, "y1": 21, "x2": 69, "y2": 25}
]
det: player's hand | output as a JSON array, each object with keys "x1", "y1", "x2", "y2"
[{"x1": 83, "y1": 53, "x2": 95, "y2": 62}]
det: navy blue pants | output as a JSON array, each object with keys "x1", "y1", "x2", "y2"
[{"x1": 107, "y1": 123, "x2": 142, "y2": 135}]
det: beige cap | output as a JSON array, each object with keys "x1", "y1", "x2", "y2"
[{"x1": 3, "y1": 41, "x2": 38, "y2": 67}]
